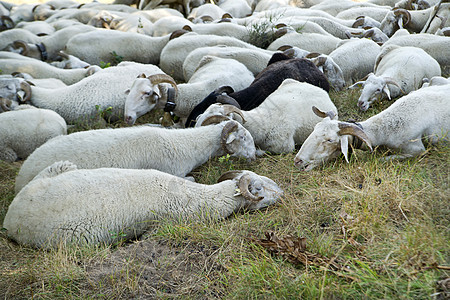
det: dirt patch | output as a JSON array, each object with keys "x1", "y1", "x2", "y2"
[{"x1": 83, "y1": 238, "x2": 226, "y2": 299}]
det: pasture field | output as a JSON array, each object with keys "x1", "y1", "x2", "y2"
[
  {"x1": 0, "y1": 0, "x2": 449, "y2": 298},
  {"x1": 1, "y1": 87, "x2": 448, "y2": 299}
]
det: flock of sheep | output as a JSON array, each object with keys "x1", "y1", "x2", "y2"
[{"x1": 0, "y1": 0, "x2": 449, "y2": 249}]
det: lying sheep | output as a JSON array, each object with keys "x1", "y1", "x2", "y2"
[
  {"x1": 267, "y1": 31, "x2": 342, "y2": 55},
  {"x1": 195, "y1": 79, "x2": 338, "y2": 154},
  {"x1": 421, "y1": 75, "x2": 450, "y2": 88},
  {"x1": 5, "y1": 162, "x2": 282, "y2": 248},
  {"x1": 349, "y1": 45, "x2": 441, "y2": 111},
  {"x1": 0, "y1": 105, "x2": 67, "y2": 162},
  {"x1": 294, "y1": 84, "x2": 450, "y2": 171},
  {"x1": 15, "y1": 120, "x2": 256, "y2": 193},
  {"x1": 124, "y1": 56, "x2": 255, "y2": 125},
  {"x1": 12, "y1": 61, "x2": 164, "y2": 124},
  {"x1": 185, "y1": 52, "x2": 330, "y2": 127}
]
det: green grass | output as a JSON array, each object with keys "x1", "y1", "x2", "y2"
[{"x1": 1, "y1": 84, "x2": 449, "y2": 298}]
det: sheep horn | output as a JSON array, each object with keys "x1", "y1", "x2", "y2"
[
  {"x1": 384, "y1": 77, "x2": 406, "y2": 94},
  {"x1": 277, "y1": 45, "x2": 292, "y2": 52},
  {"x1": 221, "y1": 121, "x2": 239, "y2": 154},
  {"x1": 201, "y1": 115, "x2": 230, "y2": 126},
  {"x1": 275, "y1": 23, "x2": 287, "y2": 29},
  {"x1": 220, "y1": 104, "x2": 246, "y2": 123},
  {"x1": 282, "y1": 47, "x2": 296, "y2": 58},
  {"x1": 182, "y1": 25, "x2": 192, "y2": 31},
  {"x1": 312, "y1": 56, "x2": 327, "y2": 67},
  {"x1": 239, "y1": 174, "x2": 264, "y2": 202},
  {"x1": 363, "y1": 28, "x2": 375, "y2": 37},
  {"x1": 0, "y1": 97, "x2": 12, "y2": 111},
  {"x1": 147, "y1": 74, "x2": 178, "y2": 96},
  {"x1": 215, "y1": 86, "x2": 234, "y2": 95},
  {"x1": 200, "y1": 15, "x2": 214, "y2": 22},
  {"x1": 338, "y1": 122, "x2": 373, "y2": 151},
  {"x1": 169, "y1": 29, "x2": 189, "y2": 40},
  {"x1": 19, "y1": 81, "x2": 32, "y2": 103},
  {"x1": 58, "y1": 50, "x2": 70, "y2": 59},
  {"x1": 393, "y1": 8, "x2": 411, "y2": 25},
  {"x1": 221, "y1": 13, "x2": 233, "y2": 19},
  {"x1": 12, "y1": 40, "x2": 29, "y2": 55},
  {"x1": 305, "y1": 52, "x2": 321, "y2": 59},
  {"x1": 352, "y1": 17, "x2": 365, "y2": 28},
  {"x1": 274, "y1": 27, "x2": 288, "y2": 39},
  {"x1": 0, "y1": 16, "x2": 14, "y2": 31},
  {"x1": 312, "y1": 106, "x2": 336, "y2": 119},
  {"x1": 216, "y1": 94, "x2": 241, "y2": 109},
  {"x1": 217, "y1": 170, "x2": 243, "y2": 182}
]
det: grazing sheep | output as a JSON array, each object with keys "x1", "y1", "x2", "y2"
[
  {"x1": 124, "y1": 56, "x2": 254, "y2": 125},
  {"x1": 0, "y1": 105, "x2": 67, "y2": 162},
  {"x1": 267, "y1": 31, "x2": 342, "y2": 55},
  {"x1": 5, "y1": 162, "x2": 283, "y2": 248},
  {"x1": 294, "y1": 84, "x2": 450, "y2": 171},
  {"x1": 15, "y1": 120, "x2": 256, "y2": 193},
  {"x1": 185, "y1": 52, "x2": 330, "y2": 127},
  {"x1": 195, "y1": 79, "x2": 338, "y2": 154},
  {"x1": 349, "y1": 45, "x2": 441, "y2": 111}
]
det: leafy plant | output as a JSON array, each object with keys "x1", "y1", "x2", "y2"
[{"x1": 99, "y1": 61, "x2": 111, "y2": 69}]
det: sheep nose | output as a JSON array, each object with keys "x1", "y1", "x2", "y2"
[
  {"x1": 125, "y1": 116, "x2": 134, "y2": 125},
  {"x1": 294, "y1": 157, "x2": 302, "y2": 167}
]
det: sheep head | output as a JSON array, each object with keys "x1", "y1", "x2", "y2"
[
  {"x1": 217, "y1": 170, "x2": 283, "y2": 210},
  {"x1": 195, "y1": 104, "x2": 246, "y2": 127},
  {"x1": 308, "y1": 54, "x2": 345, "y2": 91},
  {"x1": 294, "y1": 106, "x2": 372, "y2": 171},
  {"x1": 0, "y1": 78, "x2": 31, "y2": 106},
  {"x1": 219, "y1": 120, "x2": 256, "y2": 161},
  {"x1": 348, "y1": 73, "x2": 403, "y2": 111},
  {"x1": 380, "y1": 8, "x2": 411, "y2": 37},
  {"x1": 124, "y1": 73, "x2": 178, "y2": 125}
]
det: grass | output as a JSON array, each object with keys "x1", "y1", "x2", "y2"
[{"x1": 0, "y1": 86, "x2": 448, "y2": 299}]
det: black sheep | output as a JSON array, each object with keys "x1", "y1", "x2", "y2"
[{"x1": 185, "y1": 52, "x2": 330, "y2": 127}]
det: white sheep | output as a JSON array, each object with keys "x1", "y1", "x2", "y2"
[
  {"x1": 267, "y1": 31, "x2": 342, "y2": 55},
  {"x1": 159, "y1": 32, "x2": 265, "y2": 81},
  {"x1": 182, "y1": 45, "x2": 273, "y2": 81},
  {"x1": 124, "y1": 56, "x2": 255, "y2": 125},
  {"x1": 5, "y1": 162, "x2": 282, "y2": 249},
  {"x1": 9, "y1": 61, "x2": 164, "y2": 124},
  {"x1": 421, "y1": 75, "x2": 450, "y2": 88},
  {"x1": 0, "y1": 52, "x2": 100, "y2": 85},
  {"x1": 152, "y1": 15, "x2": 193, "y2": 36},
  {"x1": 195, "y1": 79, "x2": 338, "y2": 154},
  {"x1": 294, "y1": 83, "x2": 450, "y2": 171},
  {"x1": 64, "y1": 29, "x2": 175, "y2": 66},
  {"x1": 0, "y1": 105, "x2": 67, "y2": 162},
  {"x1": 15, "y1": 119, "x2": 256, "y2": 193},
  {"x1": 217, "y1": 0, "x2": 252, "y2": 18},
  {"x1": 349, "y1": 45, "x2": 441, "y2": 111}
]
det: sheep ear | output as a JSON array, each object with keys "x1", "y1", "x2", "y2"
[
  {"x1": 226, "y1": 132, "x2": 237, "y2": 145},
  {"x1": 382, "y1": 84, "x2": 391, "y2": 100},
  {"x1": 125, "y1": 89, "x2": 130, "y2": 95},
  {"x1": 340, "y1": 135, "x2": 349, "y2": 163},
  {"x1": 397, "y1": 17, "x2": 404, "y2": 29}
]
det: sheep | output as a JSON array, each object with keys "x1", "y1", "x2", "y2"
[
  {"x1": 10, "y1": 61, "x2": 167, "y2": 124},
  {"x1": 15, "y1": 20, "x2": 56, "y2": 36},
  {"x1": 185, "y1": 52, "x2": 330, "y2": 127},
  {"x1": 159, "y1": 32, "x2": 266, "y2": 81},
  {"x1": 124, "y1": 56, "x2": 255, "y2": 125},
  {"x1": 182, "y1": 45, "x2": 274, "y2": 81},
  {"x1": 14, "y1": 119, "x2": 256, "y2": 193},
  {"x1": 87, "y1": 10, "x2": 155, "y2": 35},
  {"x1": 0, "y1": 52, "x2": 100, "y2": 85},
  {"x1": 5, "y1": 162, "x2": 282, "y2": 249},
  {"x1": 327, "y1": 38, "x2": 382, "y2": 86},
  {"x1": 335, "y1": 6, "x2": 393, "y2": 22},
  {"x1": 64, "y1": 29, "x2": 176, "y2": 66},
  {"x1": 421, "y1": 75, "x2": 450, "y2": 88},
  {"x1": 0, "y1": 105, "x2": 67, "y2": 162},
  {"x1": 267, "y1": 31, "x2": 342, "y2": 55},
  {"x1": 48, "y1": 50, "x2": 91, "y2": 69},
  {"x1": 0, "y1": 29, "x2": 40, "y2": 51},
  {"x1": 187, "y1": 3, "x2": 227, "y2": 22},
  {"x1": 152, "y1": 15, "x2": 193, "y2": 36},
  {"x1": 195, "y1": 79, "x2": 338, "y2": 154},
  {"x1": 179, "y1": 22, "x2": 253, "y2": 43},
  {"x1": 349, "y1": 45, "x2": 441, "y2": 111},
  {"x1": 294, "y1": 84, "x2": 450, "y2": 171},
  {"x1": 217, "y1": 0, "x2": 252, "y2": 18},
  {"x1": 381, "y1": 30, "x2": 450, "y2": 72},
  {"x1": 309, "y1": 0, "x2": 388, "y2": 16}
]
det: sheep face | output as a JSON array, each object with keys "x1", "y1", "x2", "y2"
[
  {"x1": 294, "y1": 117, "x2": 344, "y2": 171},
  {"x1": 236, "y1": 171, "x2": 284, "y2": 210},
  {"x1": 349, "y1": 74, "x2": 390, "y2": 111},
  {"x1": 124, "y1": 77, "x2": 163, "y2": 125},
  {"x1": 223, "y1": 121, "x2": 256, "y2": 161},
  {"x1": 318, "y1": 57, "x2": 345, "y2": 91}
]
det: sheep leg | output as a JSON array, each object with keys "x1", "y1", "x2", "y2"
[
  {"x1": 0, "y1": 147, "x2": 18, "y2": 163},
  {"x1": 381, "y1": 140, "x2": 426, "y2": 161}
]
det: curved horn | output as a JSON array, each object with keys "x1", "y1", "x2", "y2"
[
  {"x1": 215, "y1": 85, "x2": 234, "y2": 95},
  {"x1": 200, "y1": 15, "x2": 214, "y2": 22},
  {"x1": 169, "y1": 29, "x2": 189, "y2": 40},
  {"x1": 274, "y1": 27, "x2": 288, "y2": 39},
  {"x1": 221, "y1": 104, "x2": 246, "y2": 123},
  {"x1": 58, "y1": 50, "x2": 70, "y2": 59},
  {"x1": 363, "y1": 28, "x2": 375, "y2": 37},
  {"x1": 384, "y1": 77, "x2": 405, "y2": 94},
  {"x1": 182, "y1": 25, "x2": 192, "y2": 31},
  {"x1": 277, "y1": 45, "x2": 292, "y2": 52},
  {"x1": 338, "y1": 122, "x2": 373, "y2": 151},
  {"x1": 275, "y1": 23, "x2": 287, "y2": 29},
  {"x1": 12, "y1": 40, "x2": 29, "y2": 55},
  {"x1": 221, "y1": 121, "x2": 239, "y2": 154},
  {"x1": 0, "y1": 16, "x2": 14, "y2": 31},
  {"x1": 312, "y1": 56, "x2": 327, "y2": 67},
  {"x1": 19, "y1": 81, "x2": 32, "y2": 103},
  {"x1": 305, "y1": 52, "x2": 321, "y2": 59},
  {"x1": 147, "y1": 74, "x2": 178, "y2": 96},
  {"x1": 239, "y1": 174, "x2": 264, "y2": 202},
  {"x1": 393, "y1": 8, "x2": 411, "y2": 25},
  {"x1": 217, "y1": 170, "x2": 243, "y2": 182},
  {"x1": 222, "y1": 13, "x2": 233, "y2": 19},
  {"x1": 0, "y1": 97, "x2": 12, "y2": 111},
  {"x1": 312, "y1": 106, "x2": 335, "y2": 119},
  {"x1": 352, "y1": 17, "x2": 365, "y2": 28},
  {"x1": 216, "y1": 94, "x2": 241, "y2": 109},
  {"x1": 201, "y1": 115, "x2": 230, "y2": 126}
]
